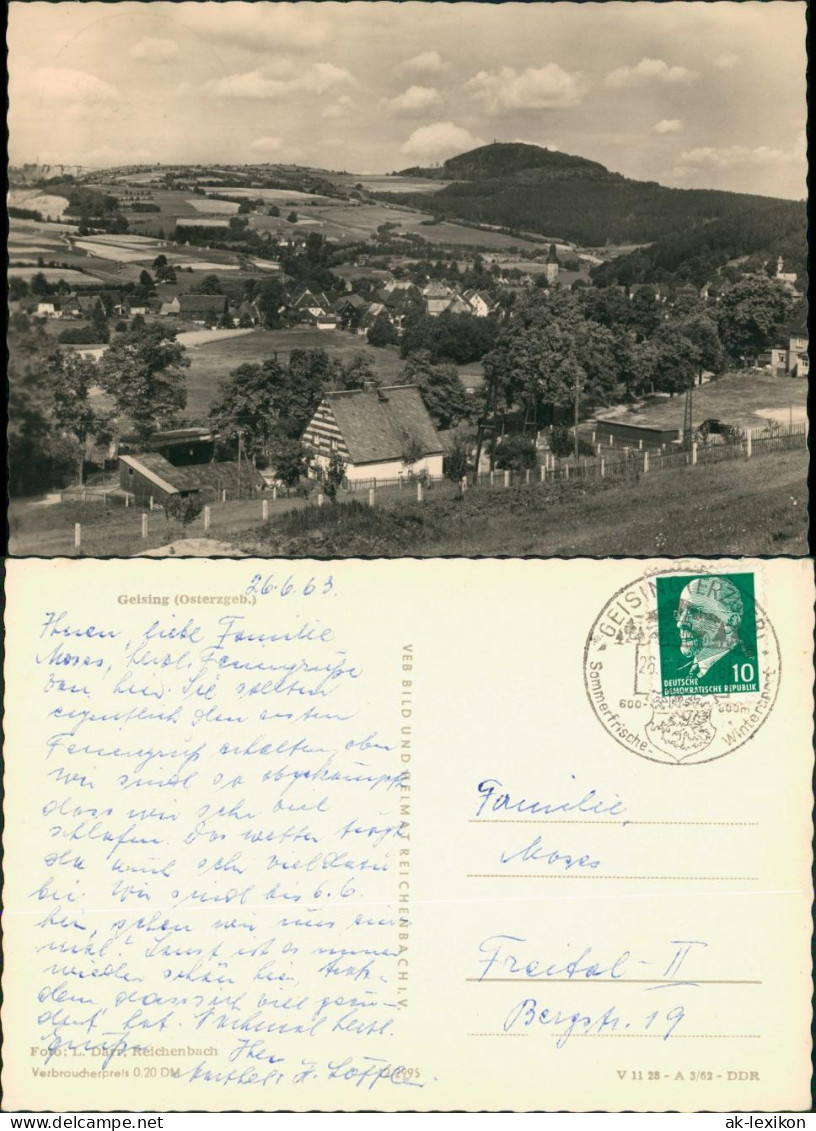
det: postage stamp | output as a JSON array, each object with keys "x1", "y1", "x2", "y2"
[
  {"x1": 583, "y1": 564, "x2": 780, "y2": 766},
  {"x1": 655, "y1": 573, "x2": 760, "y2": 698}
]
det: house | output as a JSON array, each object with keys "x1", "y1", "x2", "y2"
[
  {"x1": 545, "y1": 261, "x2": 559, "y2": 284},
  {"x1": 292, "y1": 288, "x2": 329, "y2": 320},
  {"x1": 36, "y1": 299, "x2": 59, "y2": 317},
  {"x1": 77, "y1": 294, "x2": 104, "y2": 318},
  {"x1": 462, "y1": 289, "x2": 495, "y2": 318},
  {"x1": 776, "y1": 257, "x2": 798, "y2": 287},
  {"x1": 178, "y1": 294, "x2": 228, "y2": 323},
  {"x1": 234, "y1": 300, "x2": 260, "y2": 326},
  {"x1": 160, "y1": 297, "x2": 181, "y2": 317},
  {"x1": 302, "y1": 384, "x2": 444, "y2": 484},
  {"x1": 316, "y1": 313, "x2": 339, "y2": 331},
  {"x1": 58, "y1": 293, "x2": 83, "y2": 319},
  {"x1": 672, "y1": 284, "x2": 700, "y2": 305},
  {"x1": 125, "y1": 297, "x2": 150, "y2": 317},
  {"x1": 786, "y1": 324, "x2": 809, "y2": 377}
]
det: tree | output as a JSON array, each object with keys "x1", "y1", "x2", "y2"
[
  {"x1": 443, "y1": 427, "x2": 473, "y2": 494},
  {"x1": 495, "y1": 434, "x2": 537, "y2": 471},
  {"x1": 367, "y1": 310, "x2": 398, "y2": 347},
  {"x1": 255, "y1": 278, "x2": 287, "y2": 328},
  {"x1": 152, "y1": 254, "x2": 168, "y2": 270},
  {"x1": 271, "y1": 438, "x2": 311, "y2": 487},
  {"x1": 268, "y1": 204, "x2": 281, "y2": 217},
  {"x1": 30, "y1": 272, "x2": 51, "y2": 297},
  {"x1": 96, "y1": 323, "x2": 189, "y2": 443},
  {"x1": 396, "y1": 350, "x2": 472, "y2": 430},
  {"x1": 195, "y1": 274, "x2": 223, "y2": 295},
  {"x1": 139, "y1": 269, "x2": 155, "y2": 290},
  {"x1": 649, "y1": 322, "x2": 701, "y2": 396},
  {"x1": 717, "y1": 274, "x2": 794, "y2": 365},
  {"x1": 9, "y1": 277, "x2": 30, "y2": 301},
  {"x1": 319, "y1": 451, "x2": 346, "y2": 499},
  {"x1": 238, "y1": 200, "x2": 252, "y2": 215},
  {"x1": 287, "y1": 211, "x2": 299, "y2": 224},
  {"x1": 90, "y1": 299, "x2": 110, "y2": 344}
]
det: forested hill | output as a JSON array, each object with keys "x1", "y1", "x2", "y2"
[
  {"x1": 391, "y1": 143, "x2": 806, "y2": 273},
  {"x1": 399, "y1": 142, "x2": 619, "y2": 184}
]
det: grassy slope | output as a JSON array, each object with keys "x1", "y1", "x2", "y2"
[
  {"x1": 598, "y1": 373, "x2": 808, "y2": 432},
  {"x1": 234, "y1": 449, "x2": 808, "y2": 558},
  {"x1": 182, "y1": 327, "x2": 408, "y2": 419}
]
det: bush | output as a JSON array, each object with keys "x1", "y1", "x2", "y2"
[
  {"x1": 548, "y1": 426, "x2": 593, "y2": 458},
  {"x1": 494, "y1": 434, "x2": 537, "y2": 471},
  {"x1": 163, "y1": 493, "x2": 204, "y2": 531},
  {"x1": 58, "y1": 326, "x2": 104, "y2": 345}
]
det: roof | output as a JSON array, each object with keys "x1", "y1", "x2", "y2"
[
  {"x1": 315, "y1": 385, "x2": 443, "y2": 465},
  {"x1": 179, "y1": 294, "x2": 228, "y2": 314},
  {"x1": 121, "y1": 452, "x2": 263, "y2": 493},
  {"x1": 150, "y1": 427, "x2": 213, "y2": 446}
]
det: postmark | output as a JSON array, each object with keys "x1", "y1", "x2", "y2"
[{"x1": 583, "y1": 565, "x2": 780, "y2": 765}]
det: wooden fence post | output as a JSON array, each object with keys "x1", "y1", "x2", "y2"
[
  {"x1": 600, "y1": 458, "x2": 605, "y2": 478},
  {"x1": 262, "y1": 499, "x2": 269, "y2": 521},
  {"x1": 745, "y1": 431, "x2": 752, "y2": 458},
  {"x1": 74, "y1": 523, "x2": 81, "y2": 553},
  {"x1": 503, "y1": 470, "x2": 510, "y2": 488},
  {"x1": 691, "y1": 442, "x2": 698, "y2": 465},
  {"x1": 149, "y1": 495, "x2": 154, "y2": 511},
  {"x1": 417, "y1": 482, "x2": 424, "y2": 502},
  {"x1": 125, "y1": 494, "x2": 130, "y2": 508},
  {"x1": 461, "y1": 477, "x2": 467, "y2": 494},
  {"x1": 643, "y1": 451, "x2": 650, "y2": 473},
  {"x1": 540, "y1": 464, "x2": 546, "y2": 483},
  {"x1": 317, "y1": 493, "x2": 324, "y2": 507},
  {"x1": 525, "y1": 468, "x2": 531, "y2": 485},
  {"x1": 203, "y1": 505, "x2": 211, "y2": 531},
  {"x1": 592, "y1": 431, "x2": 596, "y2": 444},
  {"x1": 564, "y1": 464, "x2": 570, "y2": 481},
  {"x1": 221, "y1": 489, "x2": 227, "y2": 502},
  {"x1": 489, "y1": 470, "x2": 494, "y2": 486},
  {"x1": 272, "y1": 485, "x2": 278, "y2": 501},
  {"x1": 368, "y1": 487, "x2": 375, "y2": 507},
  {"x1": 141, "y1": 513, "x2": 148, "y2": 539}
]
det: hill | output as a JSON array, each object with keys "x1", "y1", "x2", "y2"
[{"x1": 391, "y1": 143, "x2": 806, "y2": 277}]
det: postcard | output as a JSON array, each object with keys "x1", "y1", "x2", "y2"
[
  {"x1": 7, "y1": 1, "x2": 808, "y2": 560},
  {"x1": 2, "y1": 556, "x2": 812, "y2": 1111}
]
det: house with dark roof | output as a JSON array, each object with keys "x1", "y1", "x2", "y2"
[
  {"x1": 118, "y1": 426, "x2": 264, "y2": 504},
  {"x1": 178, "y1": 294, "x2": 228, "y2": 323},
  {"x1": 301, "y1": 384, "x2": 444, "y2": 484}
]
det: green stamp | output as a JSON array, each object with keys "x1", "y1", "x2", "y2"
[{"x1": 656, "y1": 573, "x2": 760, "y2": 698}]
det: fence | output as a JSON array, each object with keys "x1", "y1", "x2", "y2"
[{"x1": 20, "y1": 422, "x2": 806, "y2": 557}]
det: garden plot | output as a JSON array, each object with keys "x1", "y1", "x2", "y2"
[{"x1": 186, "y1": 198, "x2": 240, "y2": 214}]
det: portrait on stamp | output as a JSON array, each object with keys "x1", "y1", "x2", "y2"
[{"x1": 656, "y1": 573, "x2": 760, "y2": 698}]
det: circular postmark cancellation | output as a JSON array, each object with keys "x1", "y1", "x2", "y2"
[{"x1": 583, "y1": 565, "x2": 781, "y2": 765}]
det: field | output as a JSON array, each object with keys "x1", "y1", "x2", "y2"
[
  {"x1": 8, "y1": 266, "x2": 101, "y2": 286},
  {"x1": 232, "y1": 449, "x2": 808, "y2": 558},
  {"x1": 9, "y1": 447, "x2": 804, "y2": 557},
  {"x1": 181, "y1": 326, "x2": 410, "y2": 418},
  {"x1": 8, "y1": 188, "x2": 71, "y2": 219},
  {"x1": 597, "y1": 372, "x2": 808, "y2": 433}
]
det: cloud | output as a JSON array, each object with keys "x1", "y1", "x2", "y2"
[
  {"x1": 604, "y1": 58, "x2": 697, "y2": 88},
  {"x1": 403, "y1": 50, "x2": 449, "y2": 75},
  {"x1": 382, "y1": 85, "x2": 442, "y2": 116},
  {"x1": 322, "y1": 94, "x2": 354, "y2": 120},
  {"x1": 401, "y1": 121, "x2": 486, "y2": 162},
  {"x1": 250, "y1": 136, "x2": 284, "y2": 153},
  {"x1": 713, "y1": 54, "x2": 740, "y2": 70},
  {"x1": 653, "y1": 119, "x2": 684, "y2": 134},
  {"x1": 26, "y1": 66, "x2": 120, "y2": 104},
  {"x1": 176, "y1": 4, "x2": 329, "y2": 52},
  {"x1": 670, "y1": 134, "x2": 806, "y2": 176},
  {"x1": 464, "y1": 64, "x2": 587, "y2": 113},
  {"x1": 210, "y1": 63, "x2": 356, "y2": 100},
  {"x1": 130, "y1": 37, "x2": 178, "y2": 61}
]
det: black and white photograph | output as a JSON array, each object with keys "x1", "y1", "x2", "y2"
[{"x1": 7, "y1": 0, "x2": 808, "y2": 558}]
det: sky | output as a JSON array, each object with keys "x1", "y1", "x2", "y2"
[{"x1": 8, "y1": 1, "x2": 808, "y2": 199}]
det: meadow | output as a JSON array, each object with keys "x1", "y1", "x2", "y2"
[
  {"x1": 598, "y1": 372, "x2": 808, "y2": 433},
  {"x1": 181, "y1": 326, "x2": 410, "y2": 418}
]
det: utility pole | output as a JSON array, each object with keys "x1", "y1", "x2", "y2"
[
  {"x1": 573, "y1": 370, "x2": 582, "y2": 462},
  {"x1": 237, "y1": 429, "x2": 243, "y2": 499}
]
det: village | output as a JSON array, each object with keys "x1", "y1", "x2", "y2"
[{"x1": 8, "y1": 158, "x2": 809, "y2": 558}]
